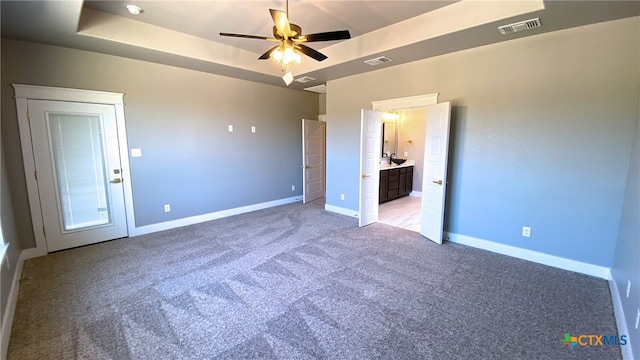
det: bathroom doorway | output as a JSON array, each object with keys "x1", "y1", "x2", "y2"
[{"x1": 359, "y1": 94, "x2": 451, "y2": 244}]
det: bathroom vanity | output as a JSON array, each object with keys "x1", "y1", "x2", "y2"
[{"x1": 379, "y1": 162, "x2": 414, "y2": 204}]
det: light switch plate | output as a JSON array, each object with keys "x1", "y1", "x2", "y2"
[
  {"x1": 228, "y1": 125, "x2": 233, "y2": 132},
  {"x1": 131, "y1": 148, "x2": 142, "y2": 157},
  {"x1": 251, "y1": 126, "x2": 256, "y2": 133}
]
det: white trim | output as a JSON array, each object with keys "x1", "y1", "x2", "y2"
[
  {"x1": 609, "y1": 278, "x2": 634, "y2": 360},
  {"x1": 324, "y1": 204, "x2": 359, "y2": 218},
  {"x1": 13, "y1": 84, "x2": 124, "y2": 105},
  {"x1": 409, "y1": 191, "x2": 422, "y2": 198},
  {"x1": 1, "y1": 251, "x2": 25, "y2": 359},
  {"x1": 445, "y1": 232, "x2": 612, "y2": 280},
  {"x1": 371, "y1": 93, "x2": 439, "y2": 111},
  {"x1": 0, "y1": 242, "x2": 8, "y2": 267},
  {"x1": 129, "y1": 196, "x2": 302, "y2": 236},
  {"x1": 12, "y1": 84, "x2": 132, "y2": 257}
]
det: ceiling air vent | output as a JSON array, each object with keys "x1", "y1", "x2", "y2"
[
  {"x1": 294, "y1": 76, "x2": 316, "y2": 83},
  {"x1": 498, "y1": 18, "x2": 541, "y2": 35},
  {"x1": 364, "y1": 56, "x2": 392, "y2": 66}
]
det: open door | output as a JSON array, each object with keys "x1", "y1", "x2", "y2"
[
  {"x1": 420, "y1": 102, "x2": 451, "y2": 243},
  {"x1": 359, "y1": 109, "x2": 382, "y2": 227},
  {"x1": 302, "y1": 119, "x2": 325, "y2": 203}
]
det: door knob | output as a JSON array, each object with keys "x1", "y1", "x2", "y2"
[
  {"x1": 302, "y1": 165, "x2": 310, "y2": 169},
  {"x1": 111, "y1": 178, "x2": 122, "y2": 183},
  {"x1": 362, "y1": 174, "x2": 370, "y2": 178},
  {"x1": 432, "y1": 179, "x2": 443, "y2": 185}
]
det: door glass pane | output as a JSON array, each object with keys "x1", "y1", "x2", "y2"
[{"x1": 49, "y1": 113, "x2": 111, "y2": 231}]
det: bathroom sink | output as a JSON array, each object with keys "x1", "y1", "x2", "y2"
[{"x1": 391, "y1": 158, "x2": 407, "y2": 165}]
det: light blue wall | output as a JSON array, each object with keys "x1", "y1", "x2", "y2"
[
  {"x1": 326, "y1": 17, "x2": 639, "y2": 267},
  {"x1": 1, "y1": 39, "x2": 319, "y2": 248},
  {"x1": 611, "y1": 85, "x2": 640, "y2": 359}
]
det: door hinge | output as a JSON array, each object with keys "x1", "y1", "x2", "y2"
[
  {"x1": 42, "y1": 226, "x2": 46, "y2": 238},
  {"x1": 34, "y1": 171, "x2": 38, "y2": 181},
  {"x1": 27, "y1": 112, "x2": 31, "y2": 123}
]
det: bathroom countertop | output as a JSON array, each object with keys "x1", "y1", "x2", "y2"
[{"x1": 380, "y1": 160, "x2": 415, "y2": 170}]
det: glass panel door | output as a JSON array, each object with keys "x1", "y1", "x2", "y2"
[{"x1": 48, "y1": 113, "x2": 112, "y2": 231}]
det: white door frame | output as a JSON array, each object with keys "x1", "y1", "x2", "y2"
[{"x1": 13, "y1": 84, "x2": 135, "y2": 258}]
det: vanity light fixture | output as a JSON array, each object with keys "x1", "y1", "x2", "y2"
[
  {"x1": 382, "y1": 111, "x2": 400, "y2": 121},
  {"x1": 126, "y1": 4, "x2": 143, "y2": 15}
]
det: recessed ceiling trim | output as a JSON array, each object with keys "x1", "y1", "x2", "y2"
[{"x1": 303, "y1": 84, "x2": 326, "y2": 94}]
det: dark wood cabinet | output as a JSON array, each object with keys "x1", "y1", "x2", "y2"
[{"x1": 379, "y1": 166, "x2": 413, "y2": 204}]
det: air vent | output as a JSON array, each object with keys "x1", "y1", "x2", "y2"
[
  {"x1": 498, "y1": 18, "x2": 541, "y2": 35},
  {"x1": 364, "y1": 56, "x2": 392, "y2": 66},
  {"x1": 294, "y1": 76, "x2": 315, "y2": 83}
]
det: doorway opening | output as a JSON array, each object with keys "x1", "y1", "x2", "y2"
[
  {"x1": 378, "y1": 108, "x2": 426, "y2": 232},
  {"x1": 359, "y1": 93, "x2": 451, "y2": 244}
]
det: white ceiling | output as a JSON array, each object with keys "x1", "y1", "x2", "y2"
[{"x1": 2, "y1": 1, "x2": 639, "y2": 90}]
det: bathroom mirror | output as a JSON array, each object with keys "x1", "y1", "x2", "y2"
[{"x1": 381, "y1": 122, "x2": 397, "y2": 158}]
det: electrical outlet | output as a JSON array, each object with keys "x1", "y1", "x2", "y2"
[
  {"x1": 131, "y1": 148, "x2": 142, "y2": 157},
  {"x1": 228, "y1": 125, "x2": 233, "y2": 132},
  {"x1": 251, "y1": 126, "x2": 256, "y2": 133},
  {"x1": 340, "y1": 194, "x2": 345, "y2": 201},
  {"x1": 522, "y1": 226, "x2": 531, "y2": 237},
  {"x1": 291, "y1": 185, "x2": 295, "y2": 191},
  {"x1": 164, "y1": 204, "x2": 171, "y2": 213},
  {"x1": 404, "y1": 151, "x2": 408, "y2": 157},
  {"x1": 627, "y1": 281, "x2": 632, "y2": 298}
]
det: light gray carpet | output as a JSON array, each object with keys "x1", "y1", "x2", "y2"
[{"x1": 8, "y1": 200, "x2": 621, "y2": 359}]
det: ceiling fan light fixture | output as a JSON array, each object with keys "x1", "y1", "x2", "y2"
[
  {"x1": 270, "y1": 44, "x2": 302, "y2": 67},
  {"x1": 282, "y1": 71, "x2": 294, "y2": 86}
]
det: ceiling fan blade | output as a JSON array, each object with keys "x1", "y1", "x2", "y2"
[
  {"x1": 270, "y1": 9, "x2": 292, "y2": 37},
  {"x1": 220, "y1": 33, "x2": 270, "y2": 40},
  {"x1": 296, "y1": 44, "x2": 328, "y2": 62},
  {"x1": 258, "y1": 45, "x2": 280, "y2": 60},
  {"x1": 299, "y1": 30, "x2": 351, "y2": 42}
]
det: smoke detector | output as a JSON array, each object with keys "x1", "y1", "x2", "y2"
[{"x1": 498, "y1": 18, "x2": 541, "y2": 35}]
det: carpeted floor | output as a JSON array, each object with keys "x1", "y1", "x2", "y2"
[{"x1": 8, "y1": 200, "x2": 621, "y2": 359}]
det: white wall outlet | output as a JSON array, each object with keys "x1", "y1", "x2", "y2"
[
  {"x1": 131, "y1": 148, "x2": 142, "y2": 157},
  {"x1": 627, "y1": 281, "x2": 632, "y2": 298},
  {"x1": 522, "y1": 226, "x2": 531, "y2": 237},
  {"x1": 251, "y1": 126, "x2": 256, "y2": 133},
  {"x1": 340, "y1": 194, "x2": 345, "y2": 201},
  {"x1": 404, "y1": 151, "x2": 408, "y2": 157},
  {"x1": 291, "y1": 185, "x2": 295, "y2": 191},
  {"x1": 164, "y1": 204, "x2": 171, "y2": 213},
  {"x1": 228, "y1": 125, "x2": 233, "y2": 132}
]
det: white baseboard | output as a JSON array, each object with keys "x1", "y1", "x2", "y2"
[
  {"x1": 324, "y1": 204, "x2": 358, "y2": 218},
  {"x1": 409, "y1": 191, "x2": 422, "y2": 198},
  {"x1": 1, "y1": 250, "x2": 25, "y2": 359},
  {"x1": 609, "y1": 278, "x2": 634, "y2": 360},
  {"x1": 130, "y1": 196, "x2": 303, "y2": 237},
  {"x1": 445, "y1": 232, "x2": 612, "y2": 280}
]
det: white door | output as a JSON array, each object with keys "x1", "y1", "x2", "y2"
[
  {"x1": 359, "y1": 109, "x2": 382, "y2": 227},
  {"x1": 302, "y1": 119, "x2": 325, "y2": 203},
  {"x1": 28, "y1": 100, "x2": 128, "y2": 252},
  {"x1": 420, "y1": 102, "x2": 451, "y2": 243}
]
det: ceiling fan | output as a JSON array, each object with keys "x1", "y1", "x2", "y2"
[{"x1": 219, "y1": 0, "x2": 351, "y2": 65}]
